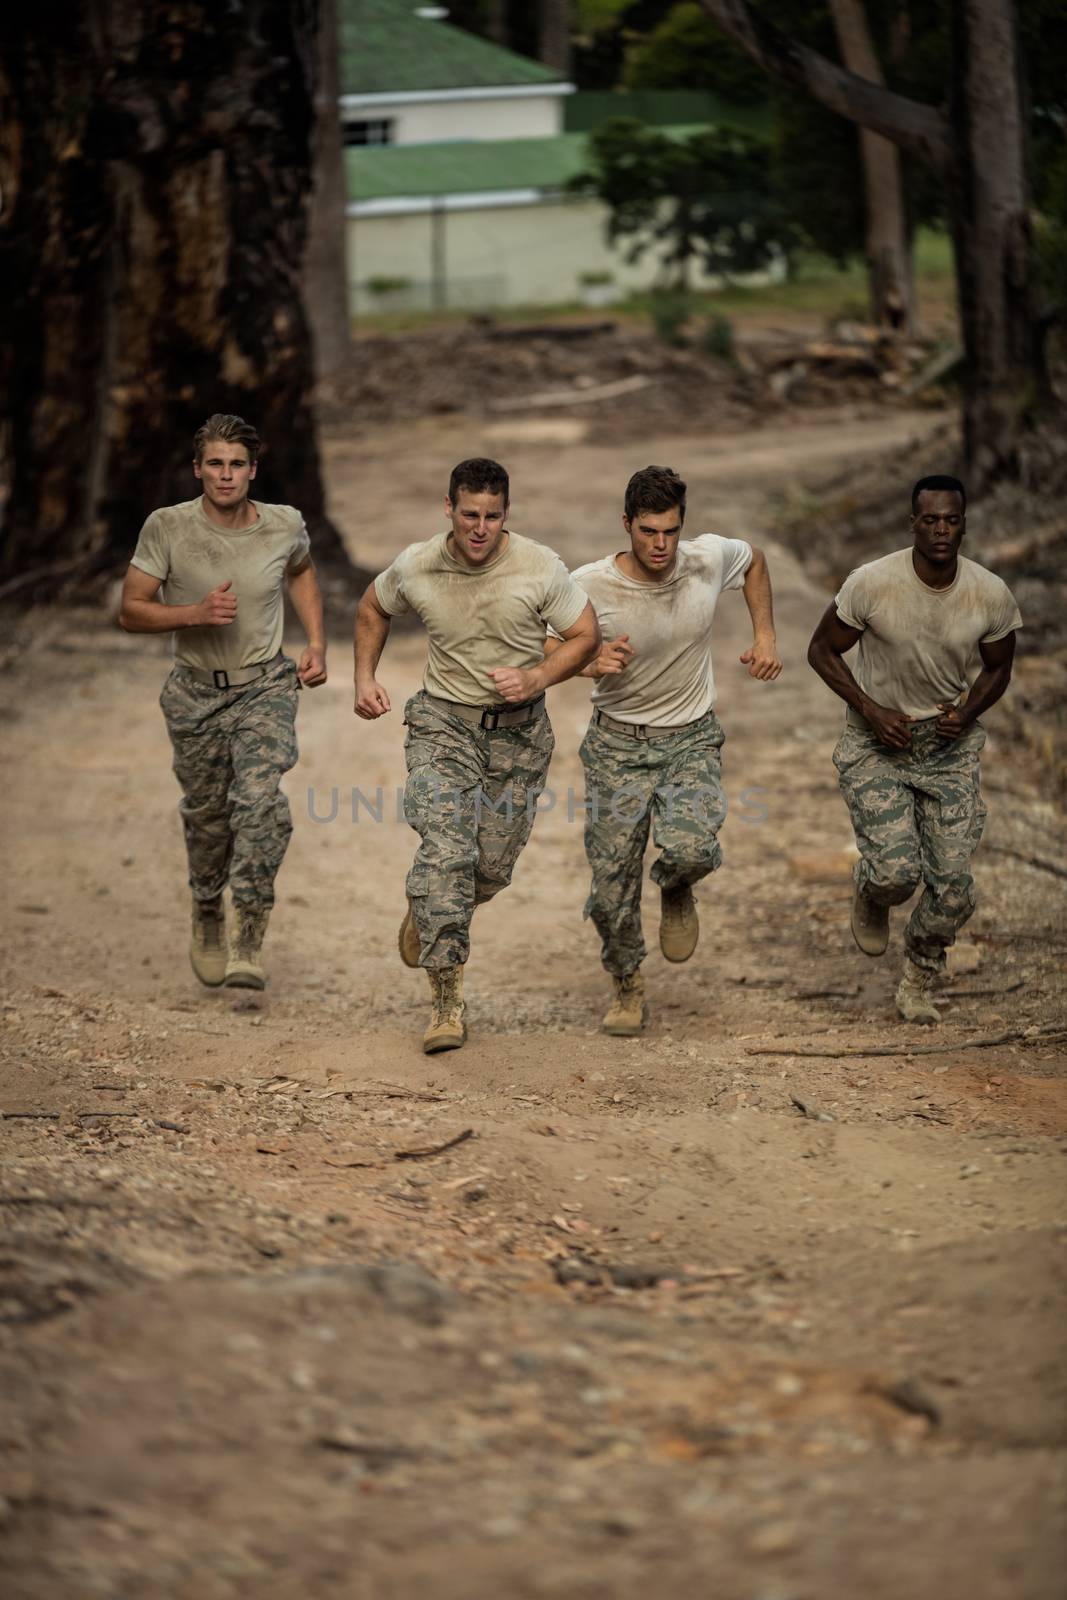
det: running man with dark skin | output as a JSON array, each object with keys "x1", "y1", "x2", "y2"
[
  {"x1": 807, "y1": 474, "x2": 1020, "y2": 1023},
  {"x1": 353, "y1": 457, "x2": 599, "y2": 1054}
]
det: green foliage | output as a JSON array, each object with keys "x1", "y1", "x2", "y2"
[
  {"x1": 700, "y1": 311, "x2": 736, "y2": 360},
  {"x1": 623, "y1": 2, "x2": 767, "y2": 103},
  {"x1": 644, "y1": 288, "x2": 693, "y2": 344},
  {"x1": 1035, "y1": 143, "x2": 1067, "y2": 307},
  {"x1": 364, "y1": 274, "x2": 412, "y2": 296},
  {"x1": 572, "y1": 117, "x2": 788, "y2": 287}
]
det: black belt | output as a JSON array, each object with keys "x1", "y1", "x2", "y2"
[
  {"x1": 426, "y1": 692, "x2": 546, "y2": 730},
  {"x1": 180, "y1": 652, "x2": 282, "y2": 690}
]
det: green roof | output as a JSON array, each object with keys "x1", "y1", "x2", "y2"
[
  {"x1": 340, "y1": 1, "x2": 563, "y2": 95},
  {"x1": 347, "y1": 127, "x2": 727, "y2": 202},
  {"x1": 347, "y1": 132, "x2": 589, "y2": 200}
]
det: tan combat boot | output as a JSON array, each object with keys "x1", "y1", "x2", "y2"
[
  {"x1": 398, "y1": 899, "x2": 421, "y2": 968},
  {"x1": 225, "y1": 906, "x2": 270, "y2": 990},
  {"x1": 423, "y1": 966, "x2": 467, "y2": 1054},
  {"x1": 660, "y1": 884, "x2": 698, "y2": 962},
  {"x1": 602, "y1": 970, "x2": 647, "y2": 1037},
  {"x1": 189, "y1": 898, "x2": 227, "y2": 987},
  {"x1": 851, "y1": 885, "x2": 889, "y2": 956},
  {"x1": 895, "y1": 957, "x2": 941, "y2": 1025}
]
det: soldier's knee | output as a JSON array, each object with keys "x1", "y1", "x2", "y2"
[
  {"x1": 866, "y1": 859, "x2": 921, "y2": 902},
  {"x1": 932, "y1": 877, "x2": 976, "y2": 922}
]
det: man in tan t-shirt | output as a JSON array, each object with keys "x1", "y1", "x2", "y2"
[
  {"x1": 120, "y1": 413, "x2": 327, "y2": 991},
  {"x1": 808, "y1": 474, "x2": 1021, "y2": 1023},
  {"x1": 354, "y1": 457, "x2": 599, "y2": 1054},
  {"x1": 546, "y1": 463, "x2": 782, "y2": 1036}
]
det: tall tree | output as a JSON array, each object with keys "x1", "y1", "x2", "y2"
[
  {"x1": 0, "y1": 0, "x2": 353, "y2": 595},
  {"x1": 540, "y1": 0, "x2": 575, "y2": 73},
  {"x1": 305, "y1": 0, "x2": 352, "y2": 380},
  {"x1": 696, "y1": 0, "x2": 1052, "y2": 483},
  {"x1": 828, "y1": 0, "x2": 914, "y2": 332}
]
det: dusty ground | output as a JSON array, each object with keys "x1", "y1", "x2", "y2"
[{"x1": 2, "y1": 400, "x2": 1066, "y2": 1598}]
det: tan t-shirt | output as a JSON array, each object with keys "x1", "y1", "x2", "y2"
[
  {"x1": 835, "y1": 548, "x2": 1022, "y2": 720},
  {"x1": 375, "y1": 530, "x2": 588, "y2": 707},
  {"x1": 131, "y1": 497, "x2": 310, "y2": 672},
  {"x1": 569, "y1": 534, "x2": 752, "y2": 726}
]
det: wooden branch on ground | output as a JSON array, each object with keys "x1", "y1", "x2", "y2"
[
  {"x1": 489, "y1": 375, "x2": 652, "y2": 412},
  {"x1": 748, "y1": 1026, "x2": 1067, "y2": 1059},
  {"x1": 394, "y1": 1129, "x2": 474, "y2": 1161}
]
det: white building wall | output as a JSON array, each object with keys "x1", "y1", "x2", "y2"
[
  {"x1": 341, "y1": 91, "x2": 564, "y2": 145},
  {"x1": 347, "y1": 196, "x2": 783, "y2": 315},
  {"x1": 391, "y1": 95, "x2": 560, "y2": 143}
]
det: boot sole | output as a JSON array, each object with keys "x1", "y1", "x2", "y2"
[
  {"x1": 398, "y1": 909, "x2": 421, "y2": 969},
  {"x1": 225, "y1": 967, "x2": 266, "y2": 990},
  {"x1": 422, "y1": 1030, "x2": 466, "y2": 1054},
  {"x1": 850, "y1": 899, "x2": 889, "y2": 957},
  {"x1": 660, "y1": 937, "x2": 698, "y2": 963}
]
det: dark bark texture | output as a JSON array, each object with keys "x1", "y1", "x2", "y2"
[
  {"x1": 305, "y1": 0, "x2": 351, "y2": 381},
  {"x1": 0, "y1": 0, "x2": 354, "y2": 593}
]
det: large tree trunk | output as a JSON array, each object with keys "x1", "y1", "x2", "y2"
[
  {"x1": 0, "y1": 0, "x2": 354, "y2": 596},
  {"x1": 829, "y1": 0, "x2": 915, "y2": 334},
  {"x1": 305, "y1": 0, "x2": 352, "y2": 381},
  {"x1": 539, "y1": 0, "x2": 573, "y2": 77},
  {"x1": 950, "y1": 0, "x2": 1041, "y2": 481},
  {"x1": 697, "y1": 0, "x2": 1054, "y2": 487}
]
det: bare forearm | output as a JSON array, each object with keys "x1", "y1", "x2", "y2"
[
  {"x1": 354, "y1": 602, "x2": 391, "y2": 684},
  {"x1": 808, "y1": 643, "x2": 874, "y2": 716},
  {"x1": 742, "y1": 552, "x2": 776, "y2": 640},
  {"x1": 119, "y1": 597, "x2": 202, "y2": 634},
  {"x1": 536, "y1": 632, "x2": 599, "y2": 690},
  {"x1": 960, "y1": 665, "x2": 1012, "y2": 724},
  {"x1": 287, "y1": 567, "x2": 326, "y2": 649},
  {"x1": 543, "y1": 635, "x2": 597, "y2": 678}
]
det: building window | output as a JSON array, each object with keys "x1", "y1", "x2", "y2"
[{"x1": 344, "y1": 119, "x2": 394, "y2": 147}]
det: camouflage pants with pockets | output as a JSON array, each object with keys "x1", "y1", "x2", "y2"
[
  {"x1": 403, "y1": 690, "x2": 555, "y2": 969},
  {"x1": 579, "y1": 710, "x2": 726, "y2": 977},
  {"x1": 160, "y1": 655, "x2": 299, "y2": 912},
  {"x1": 833, "y1": 713, "x2": 987, "y2": 974}
]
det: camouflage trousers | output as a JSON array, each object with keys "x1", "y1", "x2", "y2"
[
  {"x1": 833, "y1": 713, "x2": 987, "y2": 974},
  {"x1": 579, "y1": 710, "x2": 726, "y2": 976},
  {"x1": 403, "y1": 691, "x2": 555, "y2": 969},
  {"x1": 159, "y1": 655, "x2": 299, "y2": 912}
]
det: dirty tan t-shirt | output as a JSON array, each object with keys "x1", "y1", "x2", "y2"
[
  {"x1": 131, "y1": 497, "x2": 310, "y2": 672},
  {"x1": 374, "y1": 530, "x2": 588, "y2": 707},
  {"x1": 835, "y1": 548, "x2": 1022, "y2": 720},
  {"x1": 569, "y1": 534, "x2": 752, "y2": 726}
]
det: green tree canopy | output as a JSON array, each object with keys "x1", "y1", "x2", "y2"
[{"x1": 572, "y1": 116, "x2": 787, "y2": 284}]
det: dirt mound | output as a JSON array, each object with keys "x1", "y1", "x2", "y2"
[{"x1": 316, "y1": 321, "x2": 909, "y2": 443}]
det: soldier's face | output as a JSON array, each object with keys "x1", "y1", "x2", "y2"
[
  {"x1": 445, "y1": 489, "x2": 508, "y2": 567},
  {"x1": 624, "y1": 505, "x2": 683, "y2": 579},
  {"x1": 911, "y1": 490, "x2": 965, "y2": 567},
  {"x1": 195, "y1": 442, "x2": 256, "y2": 510}
]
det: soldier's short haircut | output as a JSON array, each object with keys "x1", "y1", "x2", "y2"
[
  {"x1": 448, "y1": 457, "x2": 509, "y2": 506},
  {"x1": 194, "y1": 414, "x2": 261, "y2": 463},
  {"x1": 912, "y1": 473, "x2": 966, "y2": 512},
  {"x1": 624, "y1": 465, "x2": 687, "y2": 524}
]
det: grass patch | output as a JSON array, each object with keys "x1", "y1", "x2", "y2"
[{"x1": 350, "y1": 229, "x2": 957, "y2": 338}]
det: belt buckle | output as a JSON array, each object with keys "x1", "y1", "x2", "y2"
[
  {"x1": 480, "y1": 706, "x2": 501, "y2": 731},
  {"x1": 213, "y1": 668, "x2": 230, "y2": 690}
]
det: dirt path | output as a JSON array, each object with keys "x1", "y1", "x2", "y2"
[{"x1": 2, "y1": 408, "x2": 1065, "y2": 1599}]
